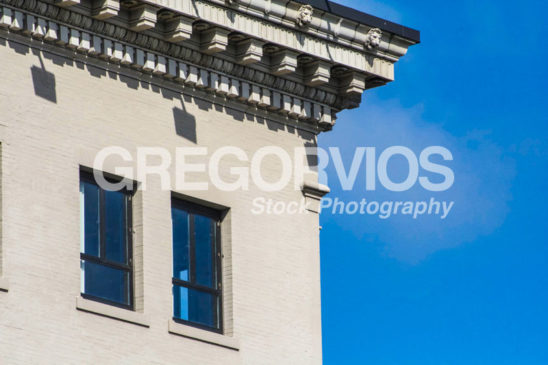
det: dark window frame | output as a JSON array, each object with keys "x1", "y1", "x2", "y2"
[
  {"x1": 80, "y1": 170, "x2": 135, "y2": 311},
  {"x1": 171, "y1": 198, "x2": 224, "y2": 334}
]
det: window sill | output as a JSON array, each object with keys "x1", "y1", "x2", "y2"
[
  {"x1": 0, "y1": 277, "x2": 8, "y2": 292},
  {"x1": 168, "y1": 319, "x2": 239, "y2": 351},
  {"x1": 76, "y1": 296, "x2": 150, "y2": 327}
]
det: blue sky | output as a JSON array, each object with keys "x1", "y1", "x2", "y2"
[{"x1": 319, "y1": 1, "x2": 548, "y2": 363}]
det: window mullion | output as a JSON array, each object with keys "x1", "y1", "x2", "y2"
[
  {"x1": 172, "y1": 278, "x2": 220, "y2": 295},
  {"x1": 81, "y1": 254, "x2": 131, "y2": 271},
  {"x1": 189, "y1": 214, "x2": 196, "y2": 284},
  {"x1": 126, "y1": 193, "x2": 133, "y2": 308},
  {"x1": 99, "y1": 188, "x2": 106, "y2": 260},
  {"x1": 212, "y1": 220, "x2": 218, "y2": 328},
  {"x1": 126, "y1": 194, "x2": 132, "y2": 267},
  {"x1": 210, "y1": 221, "x2": 216, "y2": 289},
  {"x1": 216, "y1": 222, "x2": 222, "y2": 289},
  {"x1": 215, "y1": 220, "x2": 222, "y2": 331}
]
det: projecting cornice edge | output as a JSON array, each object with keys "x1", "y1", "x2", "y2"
[
  {"x1": 0, "y1": 0, "x2": 419, "y2": 131},
  {"x1": 144, "y1": 0, "x2": 415, "y2": 65},
  {"x1": 0, "y1": 1, "x2": 337, "y2": 130}
]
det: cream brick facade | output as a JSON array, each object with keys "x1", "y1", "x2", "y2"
[{"x1": 0, "y1": 1, "x2": 418, "y2": 363}]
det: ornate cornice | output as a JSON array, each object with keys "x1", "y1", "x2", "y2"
[
  {"x1": 0, "y1": 0, "x2": 338, "y2": 127},
  {"x1": 144, "y1": 0, "x2": 399, "y2": 76},
  {"x1": 0, "y1": 0, "x2": 418, "y2": 132},
  {"x1": 150, "y1": 0, "x2": 416, "y2": 61}
]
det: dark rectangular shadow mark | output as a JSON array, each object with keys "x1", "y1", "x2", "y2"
[
  {"x1": 119, "y1": 74, "x2": 139, "y2": 89},
  {"x1": 196, "y1": 98, "x2": 212, "y2": 111},
  {"x1": 226, "y1": 107, "x2": 244, "y2": 122},
  {"x1": 160, "y1": 87, "x2": 178, "y2": 100},
  {"x1": 173, "y1": 107, "x2": 197, "y2": 143},
  {"x1": 8, "y1": 40, "x2": 29, "y2": 55},
  {"x1": 298, "y1": 128, "x2": 315, "y2": 141},
  {"x1": 304, "y1": 141, "x2": 319, "y2": 167},
  {"x1": 266, "y1": 119, "x2": 285, "y2": 132},
  {"x1": 87, "y1": 64, "x2": 107, "y2": 79},
  {"x1": 31, "y1": 65, "x2": 57, "y2": 103},
  {"x1": 41, "y1": 50, "x2": 71, "y2": 66}
]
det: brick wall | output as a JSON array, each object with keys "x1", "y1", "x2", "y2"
[{"x1": 0, "y1": 35, "x2": 322, "y2": 365}]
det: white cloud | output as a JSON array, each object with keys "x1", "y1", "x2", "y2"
[{"x1": 320, "y1": 96, "x2": 516, "y2": 263}]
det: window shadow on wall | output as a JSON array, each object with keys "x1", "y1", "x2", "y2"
[
  {"x1": 30, "y1": 53, "x2": 57, "y2": 104},
  {"x1": 172, "y1": 106, "x2": 197, "y2": 144}
]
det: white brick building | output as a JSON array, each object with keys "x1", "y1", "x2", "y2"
[{"x1": 0, "y1": 0, "x2": 418, "y2": 363}]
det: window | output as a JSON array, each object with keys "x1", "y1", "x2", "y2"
[
  {"x1": 171, "y1": 199, "x2": 223, "y2": 333},
  {"x1": 80, "y1": 171, "x2": 133, "y2": 309}
]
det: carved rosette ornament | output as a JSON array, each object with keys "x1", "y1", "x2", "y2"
[
  {"x1": 365, "y1": 28, "x2": 382, "y2": 49},
  {"x1": 296, "y1": 5, "x2": 313, "y2": 27}
]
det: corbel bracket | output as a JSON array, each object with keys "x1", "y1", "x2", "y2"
[
  {"x1": 235, "y1": 38, "x2": 264, "y2": 65},
  {"x1": 302, "y1": 181, "x2": 331, "y2": 214},
  {"x1": 200, "y1": 27, "x2": 230, "y2": 54},
  {"x1": 271, "y1": 50, "x2": 298, "y2": 76},
  {"x1": 129, "y1": 4, "x2": 157, "y2": 32},
  {"x1": 304, "y1": 60, "x2": 331, "y2": 86},
  {"x1": 92, "y1": 0, "x2": 120, "y2": 20},
  {"x1": 164, "y1": 16, "x2": 193, "y2": 43}
]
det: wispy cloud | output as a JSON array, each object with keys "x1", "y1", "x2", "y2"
[{"x1": 320, "y1": 96, "x2": 516, "y2": 263}]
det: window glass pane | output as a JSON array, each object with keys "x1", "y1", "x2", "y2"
[
  {"x1": 189, "y1": 288, "x2": 217, "y2": 328},
  {"x1": 172, "y1": 207, "x2": 190, "y2": 281},
  {"x1": 173, "y1": 286, "x2": 218, "y2": 329},
  {"x1": 173, "y1": 285, "x2": 189, "y2": 320},
  {"x1": 81, "y1": 260, "x2": 129, "y2": 305},
  {"x1": 104, "y1": 190, "x2": 127, "y2": 264},
  {"x1": 194, "y1": 214, "x2": 214, "y2": 288},
  {"x1": 81, "y1": 181, "x2": 100, "y2": 257}
]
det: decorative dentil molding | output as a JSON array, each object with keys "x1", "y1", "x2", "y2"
[
  {"x1": 43, "y1": 0, "x2": 403, "y2": 104},
  {"x1": 1, "y1": 0, "x2": 339, "y2": 101},
  {"x1": 0, "y1": 2, "x2": 337, "y2": 131},
  {"x1": 166, "y1": 0, "x2": 416, "y2": 59},
  {"x1": 0, "y1": 0, "x2": 417, "y2": 130},
  {"x1": 143, "y1": 0, "x2": 399, "y2": 78}
]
